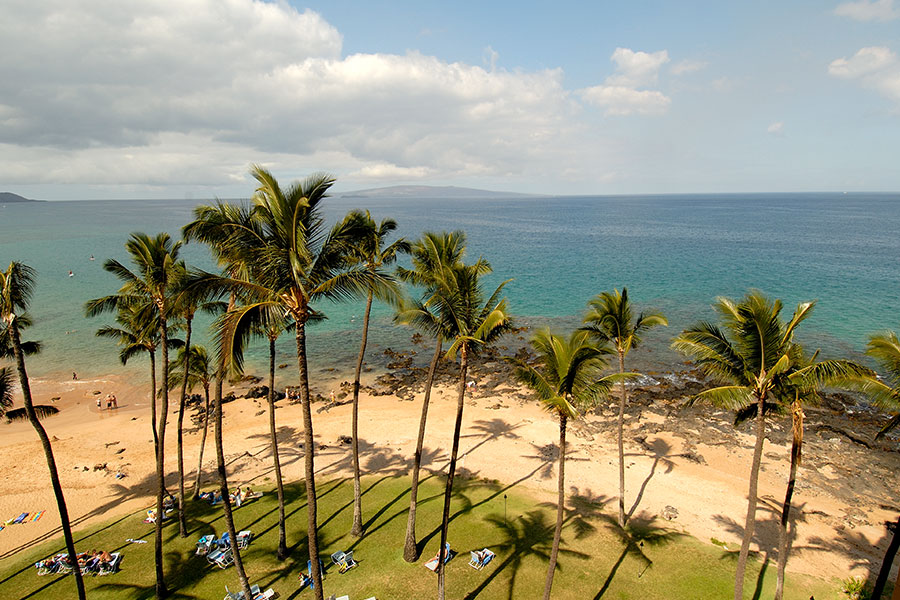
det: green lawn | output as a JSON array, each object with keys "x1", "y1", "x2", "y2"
[{"x1": 0, "y1": 473, "x2": 841, "y2": 599}]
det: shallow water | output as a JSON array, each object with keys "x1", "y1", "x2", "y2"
[{"x1": 2, "y1": 192, "x2": 898, "y2": 382}]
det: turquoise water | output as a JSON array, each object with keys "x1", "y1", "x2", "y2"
[{"x1": 1, "y1": 193, "x2": 899, "y2": 380}]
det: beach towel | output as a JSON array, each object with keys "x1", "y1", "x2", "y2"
[
  {"x1": 12, "y1": 513, "x2": 28, "y2": 524},
  {"x1": 31, "y1": 511, "x2": 45, "y2": 523},
  {"x1": 125, "y1": 538, "x2": 147, "y2": 544}
]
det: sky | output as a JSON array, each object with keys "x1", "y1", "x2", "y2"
[{"x1": 1, "y1": 0, "x2": 899, "y2": 200}]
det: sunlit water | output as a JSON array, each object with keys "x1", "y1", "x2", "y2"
[{"x1": 2, "y1": 193, "x2": 898, "y2": 384}]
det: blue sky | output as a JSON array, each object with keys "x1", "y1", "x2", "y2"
[{"x1": 0, "y1": 0, "x2": 898, "y2": 199}]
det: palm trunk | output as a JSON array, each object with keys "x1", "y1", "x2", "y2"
[
  {"x1": 774, "y1": 400, "x2": 803, "y2": 600},
  {"x1": 403, "y1": 337, "x2": 442, "y2": 562},
  {"x1": 192, "y1": 384, "x2": 210, "y2": 500},
  {"x1": 10, "y1": 323, "x2": 86, "y2": 600},
  {"x1": 154, "y1": 318, "x2": 170, "y2": 599},
  {"x1": 268, "y1": 336, "x2": 287, "y2": 559},
  {"x1": 214, "y1": 303, "x2": 253, "y2": 600},
  {"x1": 872, "y1": 516, "x2": 900, "y2": 600},
  {"x1": 150, "y1": 349, "x2": 159, "y2": 454},
  {"x1": 351, "y1": 288, "x2": 374, "y2": 537},
  {"x1": 734, "y1": 391, "x2": 767, "y2": 600},
  {"x1": 296, "y1": 322, "x2": 324, "y2": 600},
  {"x1": 437, "y1": 343, "x2": 468, "y2": 600},
  {"x1": 543, "y1": 413, "x2": 567, "y2": 600},
  {"x1": 175, "y1": 316, "x2": 192, "y2": 537},
  {"x1": 616, "y1": 349, "x2": 627, "y2": 528}
]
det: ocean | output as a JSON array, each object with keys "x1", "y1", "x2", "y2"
[{"x1": 2, "y1": 193, "x2": 899, "y2": 383}]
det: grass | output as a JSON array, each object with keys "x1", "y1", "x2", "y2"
[{"x1": 0, "y1": 473, "x2": 841, "y2": 599}]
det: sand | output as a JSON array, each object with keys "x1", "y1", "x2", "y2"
[{"x1": 0, "y1": 368, "x2": 895, "y2": 586}]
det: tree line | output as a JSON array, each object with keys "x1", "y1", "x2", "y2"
[{"x1": 4, "y1": 167, "x2": 900, "y2": 600}]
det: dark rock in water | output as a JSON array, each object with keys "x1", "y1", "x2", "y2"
[
  {"x1": 274, "y1": 390, "x2": 285, "y2": 401},
  {"x1": 246, "y1": 385, "x2": 269, "y2": 399}
]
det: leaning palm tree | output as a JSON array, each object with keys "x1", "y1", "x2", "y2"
[
  {"x1": 167, "y1": 345, "x2": 216, "y2": 499},
  {"x1": 345, "y1": 210, "x2": 409, "y2": 537},
  {"x1": 855, "y1": 331, "x2": 900, "y2": 600},
  {"x1": 1, "y1": 262, "x2": 86, "y2": 599},
  {"x1": 763, "y1": 345, "x2": 872, "y2": 600},
  {"x1": 222, "y1": 298, "x2": 295, "y2": 559},
  {"x1": 672, "y1": 291, "x2": 813, "y2": 600},
  {"x1": 582, "y1": 288, "x2": 667, "y2": 528},
  {"x1": 169, "y1": 266, "x2": 223, "y2": 537},
  {"x1": 508, "y1": 328, "x2": 623, "y2": 600},
  {"x1": 85, "y1": 233, "x2": 182, "y2": 599},
  {"x1": 185, "y1": 167, "x2": 374, "y2": 599},
  {"x1": 395, "y1": 230, "x2": 479, "y2": 562},
  {"x1": 432, "y1": 260, "x2": 512, "y2": 600}
]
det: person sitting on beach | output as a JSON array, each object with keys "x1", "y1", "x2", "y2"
[{"x1": 97, "y1": 550, "x2": 113, "y2": 564}]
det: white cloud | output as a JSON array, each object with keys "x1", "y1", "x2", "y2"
[
  {"x1": 581, "y1": 48, "x2": 671, "y2": 116},
  {"x1": 671, "y1": 59, "x2": 708, "y2": 76},
  {"x1": 767, "y1": 121, "x2": 784, "y2": 135},
  {"x1": 829, "y1": 46, "x2": 900, "y2": 105},
  {"x1": 0, "y1": 0, "x2": 620, "y2": 192},
  {"x1": 834, "y1": 0, "x2": 899, "y2": 21}
]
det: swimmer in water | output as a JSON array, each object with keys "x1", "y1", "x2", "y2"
[{"x1": 68, "y1": 270, "x2": 73, "y2": 277}]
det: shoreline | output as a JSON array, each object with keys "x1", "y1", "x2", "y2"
[{"x1": 1, "y1": 355, "x2": 898, "y2": 586}]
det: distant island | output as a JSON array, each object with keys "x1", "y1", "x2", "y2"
[
  {"x1": 335, "y1": 184, "x2": 535, "y2": 199},
  {"x1": 0, "y1": 192, "x2": 39, "y2": 203}
]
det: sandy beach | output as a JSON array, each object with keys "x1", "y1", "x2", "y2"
[{"x1": 1, "y1": 358, "x2": 897, "y2": 587}]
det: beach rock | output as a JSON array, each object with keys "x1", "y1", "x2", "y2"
[
  {"x1": 93, "y1": 463, "x2": 107, "y2": 472},
  {"x1": 338, "y1": 435, "x2": 352, "y2": 445},
  {"x1": 246, "y1": 385, "x2": 269, "y2": 399},
  {"x1": 51, "y1": 396, "x2": 60, "y2": 402},
  {"x1": 278, "y1": 363, "x2": 288, "y2": 369},
  {"x1": 93, "y1": 390, "x2": 102, "y2": 395},
  {"x1": 222, "y1": 392, "x2": 236, "y2": 404},
  {"x1": 662, "y1": 505, "x2": 679, "y2": 521},
  {"x1": 116, "y1": 448, "x2": 125, "y2": 454},
  {"x1": 254, "y1": 410, "x2": 265, "y2": 417}
]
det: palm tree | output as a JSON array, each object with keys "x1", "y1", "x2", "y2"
[
  {"x1": 85, "y1": 232, "x2": 182, "y2": 599},
  {"x1": 346, "y1": 210, "x2": 409, "y2": 537},
  {"x1": 855, "y1": 331, "x2": 900, "y2": 600},
  {"x1": 582, "y1": 288, "x2": 667, "y2": 528},
  {"x1": 431, "y1": 260, "x2": 512, "y2": 600},
  {"x1": 185, "y1": 166, "x2": 374, "y2": 599},
  {"x1": 508, "y1": 328, "x2": 622, "y2": 600},
  {"x1": 671, "y1": 291, "x2": 814, "y2": 600},
  {"x1": 762, "y1": 346, "x2": 872, "y2": 600},
  {"x1": 395, "y1": 230, "x2": 477, "y2": 562},
  {"x1": 223, "y1": 298, "x2": 294, "y2": 559},
  {"x1": 1, "y1": 262, "x2": 86, "y2": 599},
  {"x1": 169, "y1": 267, "x2": 223, "y2": 537}
]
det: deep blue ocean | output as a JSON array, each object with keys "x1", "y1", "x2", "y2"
[{"x1": 2, "y1": 193, "x2": 899, "y2": 382}]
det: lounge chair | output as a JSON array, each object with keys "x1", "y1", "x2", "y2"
[
  {"x1": 236, "y1": 530, "x2": 253, "y2": 549},
  {"x1": 224, "y1": 584, "x2": 262, "y2": 600},
  {"x1": 207, "y1": 547, "x2": 228, "y2": 566},
  {"x1": 218, "y1": 531, "x2": 232, "y2": 549},
  {"x1": 467, "y1": 548, "x2": 495, "y2": 570},
  {"x1": 196, "y1": 534, "x2": 216, "y2": 556},
  {"x1": 424, "y1": 542, "x2": 452, "y2": 571},
  {"x1": 98, "y1": 552, "x2": 122, "y2": 575},
  {"x1": 214, "y1": 548, "x2": 234, "y2": 569},
  {"x1": 330, "y1": 550, "x2": 357, "y2": 573}
]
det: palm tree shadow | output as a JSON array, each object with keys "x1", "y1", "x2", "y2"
[
  {"x1": 464, "y1": 510, "x2": 588, "y2": 600},
  {"x1": 624, "y1": 437, "x2": 676, "y2": 521},
  {"x1": 592, "y1": 511, "x2": 684, "y2": 599}
]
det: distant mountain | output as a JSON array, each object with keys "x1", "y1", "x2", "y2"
[
  {"x1": 0, "y1": 192, "x2": 39, "y2": 203},
  {"x1": 336, "y1": 185, "x2": 535, "y2": 199}
]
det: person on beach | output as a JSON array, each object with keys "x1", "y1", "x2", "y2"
[
  {"x1": 106, "y1": 395, "x2": 112, "y2": 410},
  {"x1": 110, "y1": 393, "x2": 117, "y2": 408},
  {"x1": 96, "y1": 396, "x2": 102, "y2": 410},
  {"x1": 329, "y1": 389, "x2": 335, "y2": 403},
  {"x1": 72, "y1": 371, "x2": 77, "y2": 380}
]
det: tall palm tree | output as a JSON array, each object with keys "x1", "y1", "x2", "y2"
[
  {"x1": 183, "y1": 203, "x2": 263, "y2": 600},
  {"x1": 395, "y1": 230, "x2": 479, "y2": 562},
  {"x1": 764, "y1": 346, "x2": 872, "y2": 600},
  {"x1": 223, "y1": 299, "x2": 294, "y2": 559},
  {"x1": 169, "y1": 267, "x2": 223, "y2": 537},
  {"x1": 855, "y1": 331, "x2": 900, "y2": 600},
  {"x1": 582, "y1": 288, "x2": 667, "y2": 528},
  {"x1": 508, "y1": 328, "x2": 622, "y2": 600},
  {"x1": 185, "y1": 166, "x2": 375, "y2": 599},
  {"x1": 672, "y1": 291, "x2": 814, "y2": 600},
  {"x1": 346, "y1": 210, "x2": 409, "y2": 537},
  {"x1": 431, "y1": 260, "x2": 512, "y2": 600},
  {"x1": 85, "y1": 232, "x2": 182, "y2": 599},
  {"x1": 1, "y1": 262, "x2": 86, "y2": 600}
]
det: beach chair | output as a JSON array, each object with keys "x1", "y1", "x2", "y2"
[
  {"x1": 98, "y1": 552, "x2": 122, "y2": 575},
  {"x1": 214, "y1": 548, "x2": 234, "y2": 569},
  {"x1": 307, "y1": 558, "x2": 326, "y2": 580},
  {"x1": 196, "y1": 534, "x2": 216, "y2": 556},
  {"x1": 424, "y1": 542, "x2": 452, "y2": 571},
  {"x1": 236, "y1": 530, "x2": 253, "y2": 549},
  {"x1": 468, "y1": 548, "x2": 495, "y2": 570},
  {"x1": 207, "y1": 547, "x2": 227, "y2": 566},
  {"x1": 218, "y1": 531, "x2": 232, "y2": 549},
  {"x1": 330, "y1": 550, "x2": 357, "y2": 573},
  {"x1": 12, "y1": 512, "x2": 28, "y2": 524}
]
